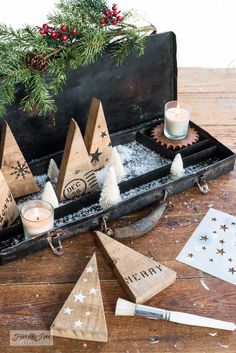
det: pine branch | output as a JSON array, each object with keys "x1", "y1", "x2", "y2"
[{"x1": 0, "y1": 0, "x2": 152, "y2": 118}]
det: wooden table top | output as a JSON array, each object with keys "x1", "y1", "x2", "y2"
[{"x1": 0, "y1": 67, "x2": 236, "y2": 353}]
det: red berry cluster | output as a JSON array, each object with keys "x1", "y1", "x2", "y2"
[
  {"x1": 100, "y1": 4, "x2": 122, "y2": 26},
  {"x1": 38, "y1": 23, "x2": 77, "y2": 42}
]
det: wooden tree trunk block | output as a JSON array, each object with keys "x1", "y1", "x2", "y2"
[
  {"x1": 51, "y1": 253, "x2": 108, "y2": 342},
  {"x1": 84, "y1": 98, "x2": 112, "y2": 171},
  {"x1": 0, "y1": 170, "x2": 19, "y2": 229},
  {"x1": 0, "y1": 122, "x2": 39, "y2": 198},
  {"x1": 56, "y1": 119, "x2": 99, "y2": 201},
  {"x1": 96, "y1": 231, "x2": 177, "y2": 304}
]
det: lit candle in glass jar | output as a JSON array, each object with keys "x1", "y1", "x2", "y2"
[
  {"x1": 21, "y1": 200, "x2": 54, "y2": 238},
  {"x1": 164, "y1": 101, "x2": 191, "y2": 140}
]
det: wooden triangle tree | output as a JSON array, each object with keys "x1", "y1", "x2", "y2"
[
  {"x1": 0, "y1": 121, "x2": 39, "y2": 198},
  {"x1": 84, "y1": 98, "x2": 112, "y2": 171},
  {"x1": 51, "y1": 253, "x2": 108, "y2": 342},
  {"x1": 56, "y1": 119, "x2": 99, "y2": 201},
  {"x1": 0, "y1": 170, "x2": 19, "y2": 229},
  {"x1": 96, "y1": 231, "x2": 176, "y2": 304}
]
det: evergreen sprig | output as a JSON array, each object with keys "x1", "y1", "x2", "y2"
[{"x1": 0, "y1": 0, "x2": 156, "y2": 117}]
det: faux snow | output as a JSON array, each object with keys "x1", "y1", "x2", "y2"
[
  {"x1": 54, "y1": 157, "x2": 219, "y2": 228},
  {"x1": 96, "y1": 141, "x2": 170, "y2": 187}
]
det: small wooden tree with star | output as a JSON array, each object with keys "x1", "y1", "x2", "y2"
[
  {"x1": 56, "y1": 119, "x2": 99, "y2": 201},
  {"x1": 51, "y1": 252, "x2": 108, "y2": 342},
  {"x1": 84, "y1": 98, "x2": 112, "y2": 171},
  {"x1": 0, "y1": 121, "x2": 39, "y2": 198}
]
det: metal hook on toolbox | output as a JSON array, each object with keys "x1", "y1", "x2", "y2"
[
  {"x1": 47, "y1": 228, "x2": 64, "y2": 256},
  {"x1": 196, "y1": 175, "x2": 209, "y2": 194}
]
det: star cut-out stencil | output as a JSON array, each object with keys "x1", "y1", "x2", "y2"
[{"x1": 176, "y1": 208, "x2": 236, "y2": 285}]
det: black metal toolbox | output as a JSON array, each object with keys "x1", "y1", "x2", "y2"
[{"x1": 0, "y1": 32, "x2": 235, "y2": 264}]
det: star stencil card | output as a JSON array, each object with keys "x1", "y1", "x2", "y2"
[{"x1": 176, "y1": 208, "x2": 236, "y2": 285}]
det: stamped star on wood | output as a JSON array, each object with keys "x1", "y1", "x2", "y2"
[
  {"x1": 89, "y1": 288, "x2": 98, "y2": 295},
  {"x1": 74, "y1": 292, "x2": 87, "y2": 303},
  {"x1": 51, "y1": 253, "x2": 108, "y2": 342},
  {"x1": 74, "y1": 319, "x2": 84, "y2": 328},
  {"x1": 86, "y1": 265, "x2": 94, "y2": 273},
  {"x1": 100, "y1": 131, "x2": 107, "y2": 138},
  {"x1": 64, "y1": 307, "x2": 74, "y2": 315},
  {"x1": 90, "y1": 148, "x2": 102, "y2": 164}
]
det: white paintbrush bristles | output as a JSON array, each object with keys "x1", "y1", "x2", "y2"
[
  {"x1": 115, "y1": 298, "x2": 136, "y2": 316},
  {"x1": 99, "y1": 166, "x2": 122, "y2": 209},
  {"x1": 47, "y1": 158, "x2": 59, "y2": 184},
  {"x1": 42, "y1": 181, "x2": 59, "y2": 208},
  {"x1": 108, "y1": 147, "x2": 124, "y2": 179},
  {"x1": 170, "y1": 153, "x2": 184, "y2": 178}
]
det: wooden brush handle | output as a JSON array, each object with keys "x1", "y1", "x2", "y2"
[{"x1": 170, "y1": 311, "x2": 236, "y2": 331}]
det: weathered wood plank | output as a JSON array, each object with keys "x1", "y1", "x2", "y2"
[
  {"x1": 0, "y1": 279, "x2": 235, "y2": 352},
  {"x1": 178, "y1": 68, "x2": 236, "y2": 93},
  {"x1": 0, "y1": 68, "x2": 235, "y2": 353},
  {"x1": 199, "y1": 125, "x2": 236, "y2": 151},
  {"x1": 178, "y1": 92, "x2": 236, "y2": 126}
]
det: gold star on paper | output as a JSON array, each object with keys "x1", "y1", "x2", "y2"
[
  {"x1": 220, "y1": 224, "x2": 228, "y2": 232},
  {"x1": 216, "y1": 248, "x2": 226, "y2": 256},
  {"x1": 200, "y1": 235, "x2": 208, "y2": 241}
]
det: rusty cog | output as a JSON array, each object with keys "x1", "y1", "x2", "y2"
[{"x1": 150, "y1": 123, "x2": 199, "y2": 150}]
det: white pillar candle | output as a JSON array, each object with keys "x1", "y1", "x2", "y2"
[
  {"x1": 21, "y1": 200, "x2": 54, "y2": 238},
  {"x1": 164, "y1": 101, "x2": 191, "y2": 140}
]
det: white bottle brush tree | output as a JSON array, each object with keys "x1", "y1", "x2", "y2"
[
  {"x1": 170, "y1": 153, "x2": 184, "y2": 178},
  {"x1": 109, "y1": 147, "x2": 124, "y2": 179},
  {"x1": 47, "y1": 158, "x2": 59, "y2": 184},
  {"x1": 99, "y1": 166, "x2": 122, "y2": 209},
  {"x1": 42, "y1": 181, "x2": 59, "y2": 208}
]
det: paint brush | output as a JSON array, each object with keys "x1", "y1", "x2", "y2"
[{"x1": 115, "y1": 298, "x2": 236, "y2": 331}]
